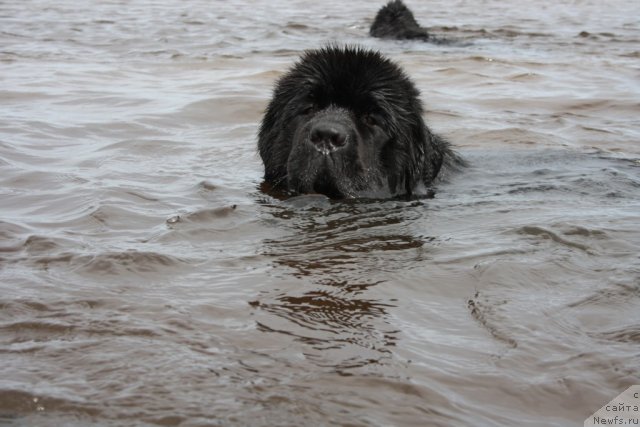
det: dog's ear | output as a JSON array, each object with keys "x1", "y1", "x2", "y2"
[
  {"x1": 258, "y1": 95, "x2": 291, "y2": 185},
  {"x1": 379, "y1": 109, "x2": 427, "y2": 195},
  {"x1": 404, "y1": 112, "x2": 429, "y2": 188}
]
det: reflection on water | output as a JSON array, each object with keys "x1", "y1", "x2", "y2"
[
  {"x1": 263, "y1": 197, "x2": 429, "y2": 277},
  {"x1": 253, "y1": 197, "x2": 425, "y2": 372},
  {"x1": 1, "y1": 0, "x2": 640, "y2": 425},
  {"x1": 251, "y1": 279, "x2": 397, "y2": 373}
]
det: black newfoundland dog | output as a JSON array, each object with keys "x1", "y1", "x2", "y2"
[
  {"x1": 258, "y1": 45, "x2": 462, "y2": 199},
  {"x1": 370, "y1": 0, "x2": 432, "y2": 42}
]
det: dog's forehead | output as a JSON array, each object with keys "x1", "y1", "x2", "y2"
[
  {"x1": 301, "y1": 75, "x2": 397, "y2": 109},
  {"x1": 287, "y1": 49, "x2": 416, "y2": 112}
]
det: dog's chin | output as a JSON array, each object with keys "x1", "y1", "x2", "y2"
[
  {"x1": 309, "y1": 169, "x2": 345, "y2": 199},
  {"x1": 288, "y1": 154, "x2": 350, "y2": 199}
]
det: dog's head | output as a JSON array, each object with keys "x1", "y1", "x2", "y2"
[{"x1": 259, "y1": 46, "x2": 436, "y2": 199}]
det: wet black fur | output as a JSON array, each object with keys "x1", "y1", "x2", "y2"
[
  {"x1": 370, "y1": 0, "x2": 431, "y2": 41},
  {"x1": 258, "y1": 45, "x2": 463, "y2": 199}
]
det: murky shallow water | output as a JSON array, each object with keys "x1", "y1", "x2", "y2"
[{"x1": 1, "y1": 1, "x2": 640, "y2": 426}]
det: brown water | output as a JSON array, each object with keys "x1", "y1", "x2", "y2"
[{"x1": 1, "y1": 1, "x2": 639, "y2": 426}]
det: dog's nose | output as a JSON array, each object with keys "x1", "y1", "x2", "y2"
[{"x1": 309, "y1": 123, "x2": 347, "y2": 153}]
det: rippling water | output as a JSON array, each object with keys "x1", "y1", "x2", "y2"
[{"x1": 1, "y1": 1, "x2": 639, "y2": 426}]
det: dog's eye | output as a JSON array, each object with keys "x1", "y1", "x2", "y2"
[
  {"x1": 364, "y1": 114, "x2": 378, "y2": 127},
  {"x1": 301, "y1": 105, "x2": 315, "y2": 115}
]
